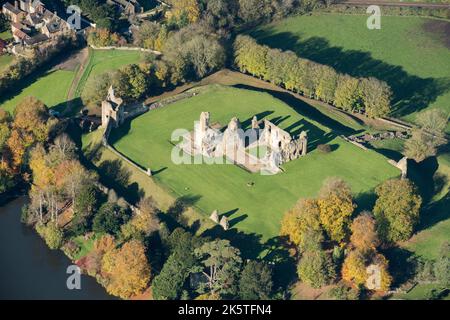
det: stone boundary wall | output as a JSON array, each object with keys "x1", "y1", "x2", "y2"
[
  {"x1": 340, "y1": 135, "x2": 368, "y2": 150},
  {"x1": 89, "y1": 45, "x2": 162, "y2": 55},
  {"x1": 100, "y1": 88, "x2": 205, "y2": 185}
]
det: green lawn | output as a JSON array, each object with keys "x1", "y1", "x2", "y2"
[
  {"x1": 404, "y1": 154, "x2": 450, "y2": 260},
  {"x1": 0, "y1": 30, "x2": 12, "y2": 40},
  {"x1": 71, "y1": 233, "x2": 103, "y2": 260},
  {"x1": 251, "y1": 14, "x2": 450, "y2": 131},
  {"x1": 0, "y1": 54, "x2": 13, "y2": 71},
  {"x1": 76, "y1": 49, "x2": 145, "y2": 98},
  {"x1": 0, "y1": 70, "x2": 75, "y2": 113},
  {"x1": 392, "y1": 283, "x2": 450, "y2": 300},
  {"x1": 110, "y1": 85, "x2": 400, "y2": 240}
]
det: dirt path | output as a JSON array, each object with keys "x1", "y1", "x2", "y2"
[{"x1": 64, "y1": 47, "x2": 90, "y2": 115}]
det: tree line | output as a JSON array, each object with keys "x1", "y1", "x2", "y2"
[{"x1": 234, "y1": 35, "x2": 392, "y2": 118}]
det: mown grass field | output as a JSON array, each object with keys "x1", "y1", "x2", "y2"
[
  {"x1": 110, "y1": 85, "x2": 400, "y2": 240},
  {"x1": 76, "y1": 49, "x2": 146, "y2": 98},
  {"x1": 251, "y1": 14, "x2": 450, "y2": 131},
  {"x1": 0, "y1": 70, "x2": 75, "y2": 113}
]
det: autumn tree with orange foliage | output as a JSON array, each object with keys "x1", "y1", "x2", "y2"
[
  {"x1": 280, "y1": 198, "x2": 321, "y2": 248},
  {"x1": 101, "y1": 240, "x2": 151, "y2": 299},
  {"x1": 350, "y1": 212, "x2": 380, "y2": 254},
  {"x1": 342, "y1": 212, "x2": 392, "y2": 292},
  {"x1": 121, "y1": 197, "x2": 160, "y2": 240},
  {"x1": 317, "y1": 178, "x2": 355, "y2": 243}
]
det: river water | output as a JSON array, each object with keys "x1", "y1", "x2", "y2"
[{"x1": 0, "y1": 197, "x2": 113, "y2": 300}]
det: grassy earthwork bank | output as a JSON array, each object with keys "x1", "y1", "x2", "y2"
[
  {"x1": 251, "y1": 14, "x2": 450, "y2": 131},
  {"x1": 107, "y1": 85, "x2": 400, "y2": 242}
]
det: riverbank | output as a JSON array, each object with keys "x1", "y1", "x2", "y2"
[{"x1": 0, "y1": 197, "x2": 113, "y2": 300}]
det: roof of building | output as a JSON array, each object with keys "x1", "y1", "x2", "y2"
[
  {"x1": 3, "y1": 2, "x2": 22, "y2": 15},
  {"x1": 24, "y1": 33, "x2": 48, "y2": 45},
  {"x1": 13, "y1": 29, "x2": 30, "y2": 40}
]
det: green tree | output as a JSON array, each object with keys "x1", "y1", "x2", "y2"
[
  {"x1": 374, "y1": 179, "x2": 422, "y2": 243},
  {"x1": 194, "y1": 239, "x2": 242, "y2": 297},
  {"x1": 359, "y1": 77, "x2": 392, "y2": 118},
  {"x1": 404, "y1": 129, "x2": 439, "y2": 163},
  {"x1": 239, "y1": 260, "x2": 273, "y2": 300},
  {"x1": 92, "y1": 202, "x2": 129, "y2": 236},
  {"x1": 297, "y1": 248, "x2": 336, "y2": 288},
  {"x1": 36, "y1": 222, "x2": 64, "y2": 250},
  {"x1": 434, "y1": 242, "x2": 450, "y2": 288},
  {"x1": 152, "y1": 228, "x2": 204, "y2": 300},
  {"x1": 333, "y1": 75, "x2": 361, "y2": 112},
  {"x1": 81, "y1": 72, "x2": 113, "y2": 108},
  {"x1": 316, "y1": 65, "x2": 338, "y2": 103}
]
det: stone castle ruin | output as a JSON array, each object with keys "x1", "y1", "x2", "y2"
[
  {"x1": 101, "y1": 86, "x2": 149, "y2": 131},
  {"x1": 179, "y1": 112, "x2": 308, "y2": 174},
  {"x1": 102, "y1": 86, "x2": 125, "y2": 129}
]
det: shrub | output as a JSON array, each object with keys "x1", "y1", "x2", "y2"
[
  {"x1": 317, "y1": 144, "x2": 332, "y2": 154},
  {"x1": 36, "y1": 222, "x2": 64, "y2": 250}
]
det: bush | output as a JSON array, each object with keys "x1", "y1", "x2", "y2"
[
  {"x1": 36, "y1": 222, "x2": 64, "y2": 250},
  {"x1": 317, "y1": 144, "x2": 332, "y2": 154},
  {"x1": 62, "y1": 240, "x2": 81, "y2": 260},
  {"x1": 329, "y1": 282, "x2": 360, "y2": 300}
]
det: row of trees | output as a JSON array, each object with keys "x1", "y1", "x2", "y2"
[
  {"x1": 281, "y1": 177, "x2": 422, "y2": 293},
  {"x1": 131, "y1": 0, "x2": 323, "y2": 52},
  {"x1": 166, "y1": 0, "x2": 323, "y2": 30},
  {"x1": 234, "y1": 35, "x2": 392, "y2": 118}
]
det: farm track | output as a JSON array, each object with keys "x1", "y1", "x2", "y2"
[{"x1": 65, "y1": 47, "x2": 90, "y2": 115}]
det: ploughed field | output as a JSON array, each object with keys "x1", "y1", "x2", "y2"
[
  {"x1": 251, "y1": 14, "x2": 450, "y2": 132},
  {"x1": 110, "y1": 85, "x2": 400, "y2": 239}
]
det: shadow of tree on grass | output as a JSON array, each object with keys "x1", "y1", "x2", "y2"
[{"x1": 249, "y1": 31, "x2": 450, "y2": 118}]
